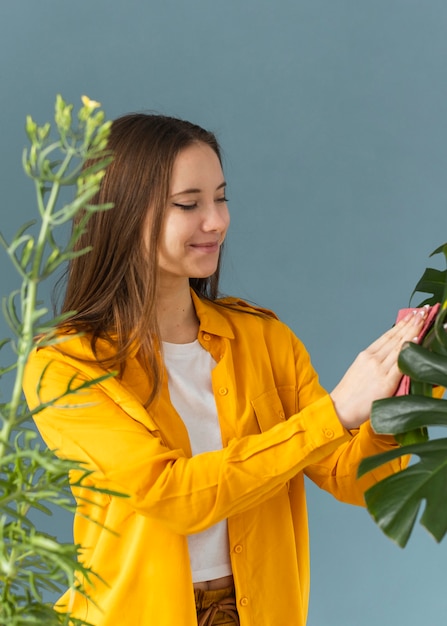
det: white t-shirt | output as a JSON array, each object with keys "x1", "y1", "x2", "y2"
[{"x1": 163, "y1": 339, "x2": 232, "y2": 583}]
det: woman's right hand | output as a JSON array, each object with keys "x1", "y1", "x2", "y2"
[{"x1": 329, "y1": 309, "x2": 428, "y2": 430}]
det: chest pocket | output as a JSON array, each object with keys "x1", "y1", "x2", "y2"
[{"x1": 251, "y1": 386, "x2": 297, "y2": 433}]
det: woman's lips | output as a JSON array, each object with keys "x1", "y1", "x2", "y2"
[{"x1": 189, "y1": 241, "x2": 220, "y2": 253}]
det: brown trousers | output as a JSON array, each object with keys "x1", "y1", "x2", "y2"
[{"x1": 195, "y1": 586, "x2": 240, "y2": 626}]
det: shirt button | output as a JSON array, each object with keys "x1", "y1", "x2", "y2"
[
  {"x1": 234, "y1": 544, "x2": 243, "y2": 554},
  {"x1": 218, "y1": 387, "x2": 228, "y2": 396},
  {"x1": 324, "y1": 428, "x2": 334, "y2": 439},
  {"x1": 203, "y1": 333, "x2": 211, "y2": 341},
  {"x1": 240, "y1": 597, "x2": 249, "y2": 607},
  {"x1": 279, "y1": 410, "x2": 285, "y2": 420}
]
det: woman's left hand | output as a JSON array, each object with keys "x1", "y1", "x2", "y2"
[{"x1": 329, "y1": 308, "x2": 428, "y2": 430}]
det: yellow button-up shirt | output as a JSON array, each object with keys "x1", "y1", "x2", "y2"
[{"x1": 23, "y1": 292, "x2": 403, "y2": 625}]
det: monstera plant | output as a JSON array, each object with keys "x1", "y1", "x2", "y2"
[
  {"x1": 0, "y1": 96, "x2": 116, "y2": 625},
  {"x1": 359, "y1": 244, "x2": 447, "y2": 547}
]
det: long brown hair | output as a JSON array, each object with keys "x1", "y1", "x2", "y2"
[{"x1": 60, "y1": 113, "x2": 224, "y2": 406}]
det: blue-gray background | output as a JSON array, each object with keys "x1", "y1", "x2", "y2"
[{"x1": 1, "y1": 1, "x2": 447, "y2": 624}]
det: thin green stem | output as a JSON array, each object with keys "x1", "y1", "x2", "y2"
[{"x1": 6, "y1": 150, "x2": 74, "y2": 431}]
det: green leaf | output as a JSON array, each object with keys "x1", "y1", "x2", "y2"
[
  {"x1": 429, "y1": 242, "x2": 447, "y2": 258},
  {"x1": 394, "y1": 427, "x2": 428, "y2": 447},
  {"x1": 398, "y1": 342, "x2": 447, "y2": 387},
  {"x1": 358, "y1": 438, "x2": 447, "y2": 546},
  {"x1": 2, "y1": 291, "x2": 22, "y2": 334},
  {"x1": 370, "y1": 395, "x2": 447, "y2": 435},
  {"x1": 410, "y1": 267, "x2": 446, "y2": 305}
]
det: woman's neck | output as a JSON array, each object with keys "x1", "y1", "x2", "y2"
[{"x1": 157, "y1": 281, "x2": 199, "y2": 344}]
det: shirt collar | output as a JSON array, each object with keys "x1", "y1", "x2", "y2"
[{"x1": 190, "y1": 289, "x2": 235, "y2": 339}]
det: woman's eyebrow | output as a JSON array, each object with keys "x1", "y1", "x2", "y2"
[{"x1": 171, "y1": 181, "x2": 227, "y2": 197}]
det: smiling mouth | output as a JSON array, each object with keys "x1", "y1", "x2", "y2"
[{"x1": 190, "y1": 241, "x2": 220, "y2": 252}]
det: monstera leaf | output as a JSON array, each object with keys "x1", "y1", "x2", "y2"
[
  {"x1": 410, "y1": 243, "x2": 447, "y2": 306},
  {"x1": 358, "y1": 438, "x2": 447, "y2": 547},
  {"x1": 359, "y1": 247, "x2": 447, "y2": 547}
]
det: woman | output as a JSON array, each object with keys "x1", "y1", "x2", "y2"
[{"x1": 23, "y1": 114, "x2": 427, "y2": 626}]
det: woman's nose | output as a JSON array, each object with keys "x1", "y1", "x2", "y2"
[{"x1": 202, "y1": 203, "x2": 229, "y2": 232}]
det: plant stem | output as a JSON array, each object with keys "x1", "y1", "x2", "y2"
[{"x1": 5, "y1": 150, "x2": 74, "y2": 434}]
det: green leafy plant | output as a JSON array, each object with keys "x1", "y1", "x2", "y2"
[
  {"x1": 0, "y1": 95, "x2": 115, "y2": 625},
  {"x1": 359, "y1": 244, "x2": 447, "y2": 548}
]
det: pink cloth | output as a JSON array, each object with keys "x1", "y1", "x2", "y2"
[{"x1": 394, "y1": 303, "x2": 440, "y2": 396}]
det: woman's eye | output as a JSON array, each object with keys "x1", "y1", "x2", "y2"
[
  {"x1": 173, "y1": 202, "x2": 197, "y2": 210},
  {"x1": 172, "y1": 196, "x2": 228, "y2": 210}
]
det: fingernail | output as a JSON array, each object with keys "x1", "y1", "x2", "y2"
[{"x1": 402, "y1": 311, "x2": 416, "y2": 322}]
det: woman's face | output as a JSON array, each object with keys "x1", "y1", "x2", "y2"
[{"x1": 156, "y1": 142, "x2": 230, "y2": 286}]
